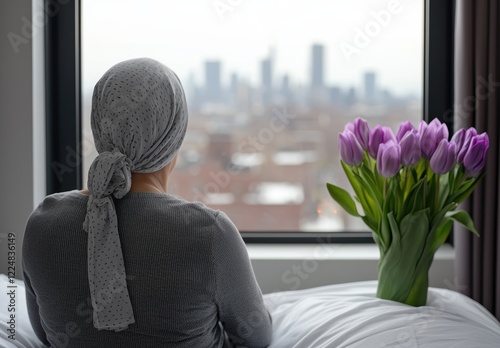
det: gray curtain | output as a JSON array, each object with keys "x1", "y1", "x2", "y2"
[{"x1": 454, "y1": 0, "x2": 500, "y2": 320}]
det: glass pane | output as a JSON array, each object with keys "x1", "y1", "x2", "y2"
[{"x1": 82, "y1": 0, "x2": 424, "y2": 232}]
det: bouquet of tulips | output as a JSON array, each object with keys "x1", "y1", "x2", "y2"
[{"x1": 327, "y1": 117, "x2": 489, "y2": 306}]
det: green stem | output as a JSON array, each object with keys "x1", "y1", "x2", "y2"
[
  {"x1": 435, "y1": 174, "x2": 440, "y2": 211},
  {"x1": 453, "y1": 164, "x2": 467, "y2": 192},
  {"x1": 383, "y1": 179, "x2": 387, "y2": 200},
  {"x1": 403, "y1": 167, "x2": 410, "y2": 200}
]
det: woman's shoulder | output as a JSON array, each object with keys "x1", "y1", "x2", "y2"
[
  {"x1": 24, "y1": 190, "x2": 86, "y2": 234},
  {"x1": 141, "y1": 194, "x2": 239, "y2": 234},
  {"x1": 33, "y1": 190, "x2": 86, "y2": 212}
]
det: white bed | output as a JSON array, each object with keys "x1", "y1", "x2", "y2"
[{"x1": 1, "y1": 274, "x2": 499, "y2": 347}]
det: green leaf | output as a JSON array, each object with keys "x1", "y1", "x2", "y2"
[
  {"x1": 448, "y1": 172, "x2": 485, "y2": 205},
  {"x1": 377, "y1": 209, "x2": 430, "y2": 303},
  {"x1": 437, "y1": 174, "x2": 451, "y2": 211},
  {"x1": 387, "y1": 211, "x2": 401, "y2": 242},
  {"x1": 385, "y1": 178, "x2": 396, "y2": 213},
  {"x1": 340, "y1": 161, "x2": 369, "y2": 211},
  {"x1": 401, "y1": 179, "x2": 424, "y2": 217},
  {"x1": 379, "y1": 180, "x2": 396, "y2": 251},
  {"x1": 430, "y1": 219, "x2": 453, "y2": 253},
  {"x1": 427, "y1": 173, "x2": 437, "y2": 212},
  {"x1": 431, "y1": 202, "x2": 458, "y2": 227},
  {"x1": 400, "y1": 208, "x2": 430, "y2": 239},
  {"x1": 326, "y1": 183, "x2": 361, "y2": 217},
  {"x1": 353, "y1": 171, "x2": 382, "y2": 216},
  {"x1": 452, "y1": 165, "x2": 465, "y2": 192},
  {"x1": 446, "y1": 210, "x2": 480, "y2": 237},
  {"x1": 362, "y1": 215, "x2": 377, "y2": 232},
  {"x1": 448, "y1": 168, "x2": 456, "y2": 194},
  {"x1": 414, "y1": 158, "x2": 426, "y2": 181},
  {"x1": 359, "y1": 163, "x2": 383, "y2": 204},
  {"x1": 413, "y1": 178, "x2": 426, "y2": 212},
  {"x1": 379, "y1": 214, "x2": 390, "y2": 253}
]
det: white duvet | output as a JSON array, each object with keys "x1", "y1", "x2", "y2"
[
  {"x1": 1, "y1": 274, "x2": 499, "y2": 347},
  {"x1": 262, "y1": 281, "x2": 500, "y2": 347}
]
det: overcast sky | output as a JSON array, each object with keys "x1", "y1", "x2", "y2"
[{"x1": 82, "y1": 0, "x2": 423, "y2": 97}]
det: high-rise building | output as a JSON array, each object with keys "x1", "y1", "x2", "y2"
[
  {"x1": 261, "y1": 58, "x2": 272, "y2": 103},
  {"x1": 311, "y1": 44, "x2": 324, "y2": 88},
  {"x1": 205, "y1": 61, "x2": 221, "y2": 102},
  {"x1": 346, "y1": 87, "x2": 357, "y2": 105},
  {"x1": 261, "y1": 58, "x2": 272, "y2": 89},
  {"x1": 364, "y1": 71, "x2": 376, "y2": 103},
  {"x1": 230, "y1": 72, "x2": 238, "y2": 104},
  {"x1": 281, "y1": 74, "x2": 291, "y2": 103}
]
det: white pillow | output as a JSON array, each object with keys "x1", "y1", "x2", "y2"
[{"x1": 263, "y1": 281, "x2": 500, "y2": 348}]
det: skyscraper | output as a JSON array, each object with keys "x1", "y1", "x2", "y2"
[
  {"x1": 364, "y1": 71, "x2": 376, "y2": 103},
  {"x1": 205, "y1": 61, "x2": 221, "y2": 102},
  {"x1": 230, "y1": 72, "x2": 238, "y2": 104},
  {"x1": 281, "y1": 74, "x2": 291, "y2": 102},
  {"x1": 311, "y1": 44, "x2": 324, "y2": 88},
  {"x1": 261, "y1": 58, "x2": 272, "y2": 102}
]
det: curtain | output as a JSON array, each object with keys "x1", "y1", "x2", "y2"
[{"x1": 454, "y1": 0, "x2": 500, "y2": 320}]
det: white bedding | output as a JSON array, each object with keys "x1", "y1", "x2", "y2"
[
  {"x1": 262, "y1": 281, "x2": 500, "y2": 347},
  {"x1": 1, "y1": 274, "x2": 499, "y2": 347}
]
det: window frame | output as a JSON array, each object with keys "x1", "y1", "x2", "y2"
[
  {"x1": 45, "y1": 0, "x2": 82, "y2": 193},
  {"x1": 44, "y1": 0, "x2": 454, "y2": 244}
]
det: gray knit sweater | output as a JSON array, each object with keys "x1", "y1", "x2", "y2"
[{"x1": 22, "y1": 190, "x2": 272, "y2": 347}]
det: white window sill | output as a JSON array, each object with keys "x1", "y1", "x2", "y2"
[
  {"x1": 247, "y1": 243, "x2": 454, "y2": 260},
  {"x1": 247, "y1": 244, "x2": 455, "y2": 293}
]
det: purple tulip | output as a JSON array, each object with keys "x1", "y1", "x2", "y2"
[
  {"x1": 396, "y1": 121, "x2": 416, "y2": 142},
  {"x1": 382, "y1": 126, "x2": 396, "y2": 143},
  {"x1": 344, "y1": 122, "x2": 355, "y2": 134},
  {"x1": 399, "y1": 130, "x2": 421, "y2": 167},
  {"x1": 457, "y1": 127, "x2": 478, "y2": 163},
  {"x1": 377, "y1": 140, "x2": 401, "y2": 178},
  {"x1": 429, "y1": 118, "x2": 441, "y2": 127},
  {"x1": 368, "y1": 125, "x2": 385, "y2": 159},
  {"x1": 353, "y1": 117, "x2": 370, "y2": 150},
  {"x1": 463, "y1": 133, "x2": 489, "y2": 177},
  {"x1": 430, "y1": 139, "x2": 457, "y2": 174},
  {"x1": 450, "y1": 128, "x2": 467, "y2": 149},
  {"x1": 338, "y1": 130, "x2": 364, "y2": 166},
  {"x1": 420, "y1": 119, "x2": 449, "y2": 159},
  {"x1": 417, "y1": 120, "x2": 428, "y2": 138}
]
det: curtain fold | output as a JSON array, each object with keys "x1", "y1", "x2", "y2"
[{"x1": 454, "y1": 0, "x2": 500, "y2": 320}]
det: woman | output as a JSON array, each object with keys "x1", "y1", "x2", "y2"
[{"x1": 22, "y1": 58, "x2": 272, "y2": 347}]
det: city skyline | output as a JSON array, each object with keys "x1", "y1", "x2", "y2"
[
  {"x1": 186, "y1": 43, "x2": 416, "y2": 108},
  {"x1": 83, "y1": 0, "x2": 424, "y2": 97}
]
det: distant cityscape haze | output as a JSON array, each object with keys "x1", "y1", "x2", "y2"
[{"x1": 82, "y1": 0, "x2": 424, "y2": 232}]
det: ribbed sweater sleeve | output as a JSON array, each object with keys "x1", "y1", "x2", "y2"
[
  {"x1": 23, "y1": 268, "x2": 49, "y2": 346},
  {"x1": 212, "y1": 211, "x2": 273, "y2": 347}
]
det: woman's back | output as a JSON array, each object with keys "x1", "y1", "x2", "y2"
[{"x1": 23, "y1": 190, "x2": 272, "y2": 347}]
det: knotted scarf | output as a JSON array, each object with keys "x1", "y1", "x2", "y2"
[{"x1": 83, "y1": 58, "x2": 188, "y2": 331}]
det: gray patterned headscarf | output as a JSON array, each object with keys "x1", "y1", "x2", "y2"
[{"x1": 83, "y1": 58, "x2": 188, "y2": 331}]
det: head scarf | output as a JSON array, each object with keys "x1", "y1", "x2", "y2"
[{"x1": 83, "y1": 58, "x2": 188, "y2": 331}]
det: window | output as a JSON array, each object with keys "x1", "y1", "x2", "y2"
[
  {"x1": 46, "y1": 0, "x2": 453, "y2": 241},
  {"x1": 80, "y1": 0, "x2": 424, "y2": 233}
]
